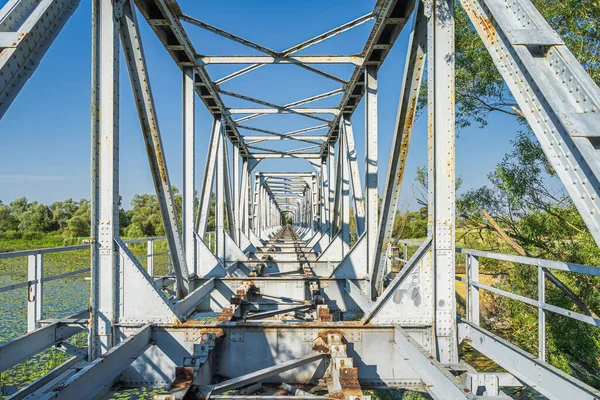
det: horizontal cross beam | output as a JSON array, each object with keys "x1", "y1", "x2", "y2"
[
  {"x1": 198, "y1": 55, "x2": 363, "y2": 65},
  {"x1": 229, "y1": 108, "x2": 339, "y2": 115}
]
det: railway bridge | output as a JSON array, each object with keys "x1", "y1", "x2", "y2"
[{"x1": 1, "y1": 0, "x2": 600, "y2": 398}]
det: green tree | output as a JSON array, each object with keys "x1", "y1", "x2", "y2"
[
  {"x1": 125, "y1": 193, "x2": 165, "y2": 237},
  {"x1": 18, "y1": 202, "x2": 55, "y2": 233},
  {"x1": 50, "y1": 198, "x2": 79, "y2": 231},
  {"x1": 446, "y1": 0, "x2": 600, "y2": 129},
  {"x1": 9, "y1": 197, "x2": 29, "y2": 218},
  {"x1": 67, "y1": 216, "x2": 89, "y2": 237},
  {"x1": 0, "y1": 204, "x2": 18, "y2": 232}
]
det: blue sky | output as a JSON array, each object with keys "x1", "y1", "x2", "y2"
[{"x1": 0, "y1": 0, "x2": 523, "y2": 210}]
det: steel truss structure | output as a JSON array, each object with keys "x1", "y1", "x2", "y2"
[{"x1": 2, "y1": 0, "x2": 600, "y2": 398}]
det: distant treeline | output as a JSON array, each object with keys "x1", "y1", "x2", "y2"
[
  {"x1": 0, "y1": 188, "x2": 213, "y2": 239},
  {"x1": 0, "y1": 190, "x2": 428, "y2": 240}
]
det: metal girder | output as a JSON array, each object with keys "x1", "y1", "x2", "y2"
[
  {"x1": 233, "y1": 144, "x2": 241, "y2": 243},
  {"x1": 134, "y1": 0, "x2": 249, "y2": 154},
  {"x1": 90, "y1": 0, "x2": 119, "y2": 360},
  {"x1": 216, "y1": 120, "x2": 226, "y2": 261},
  {"x1": 40, "y1": 324, "x2": 152, "y2": 399},
  {"x1": 328, "y1": 142, "x2": 335, "y2": 235},
  {"x1": 7, "y1": 356, "x2": 83, "y2": 400},
  {"x1": 321, "y1": 0, "x2": 415, "y2": 156},
  {"x1": 228, "y1": 108, "x2": 339, "y2": 115},
  {"x1": 245, "y1": 135, "x2": 326, "y2": 142},
  {"x1": 393, "y1": 326, "x2": 477, "y2": 400},
  {"x1": 362, "y1": 237, "x2": 432, "y2": 324},
  {"x1": 235, "y1": 93, "x2": 342, "y2": 124},
  {"x1": 340, "y1": 125, "x2": 351, "y2": 250},
  {"x1": 0, "y1": 0, "x2": 80, "y2": 119},
  {"x1": 251, "y1": 153, "x2": 322, "y2": 160},
  {"x1": 332, "y1": 138, "x2": 343, "y2": 236},
  {"x1": 320, "y1": 159, "x2": 329, "y2": 233},
  {"x1": 223, "y1": 135, "x2": 237, "y2": 240},
  {"x1": 222, "y1": 91, "x2": 332, "y2": 124},
  {"x1": 119, "y1": 0, "x2": 189, "y2": 297},
  {"x1": 461, "y1": 0, "x2": 600, "y2": 247},
  {"x1": 198, "y1": 55, "x2": 363, "y2": 65},
  {"x1": 13, "y1": 0, "x2": 600, "y2": 397},
  {"x1": 240, "y1": 159, "x2": 250, "y2": 237},
  {"x1": 182, "y1": 14, "x2": 347, "y2": 85},
  {"x1": 0, "y1": 321, "x2": 83, "y2": 372},
  {"x1": 341, "y1": 117, "x2": 365, "y2": 237},
  {"x1": 176, "y1": 278, "x2": 215, "y2": 318},
  {"x1": 196, "y1": 118, "x2": 221, "y2": 238},
  {"x1": 180, "y1": 13, "x2": 277, "y2": 55},
  {"x1": 459, "y1": 320, "x2": 600, "y2": 399},
  {"x1": 245, "y1": 305, "x2": 313, "y2": 320},
  {"x1": 182, "y1": 66, "x2": 196, "y2": 276},
  {"x1": 246, "y1": 136, "x2": 325, "y2": 145},
  {"x1": 429, "y1": 0, "x2": 457, "y2": 364},
  {"x1": 364, "y1": 66, "x2": 379, "y2": 284},
  {"x1": 212, "y1": 353, "x2": 329, "y2": 394},
  {"x1": 260, "y1": 172, "x2": 316, "y2": 177},
  {"x1": 248, "y1": 145, "x2": 321, "y2": 155},
  {"x1": 215, "y1": 13, "x2": 374, "y2": 86},
  {"x1": 371, "y1": 2, "x2": 427, "y2": 296},
  {"x1": 344, "y1": 280, "x2": 372, "y2": 313}
]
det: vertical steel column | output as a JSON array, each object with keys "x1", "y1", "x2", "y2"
[
  {"x1": 27, "y1": 253, "x2": 43, "y2": 332},
  {"x1": 467, "y1": 254, "x2": 480, "y2": 325},
  {"x1": 196, "y1": 118, "x2": 221, "y2": 239},
  {"x1": 320, "y1": 158, "x2": 328, "y2": 232},
  {"x1": 341, "y1": 126, "x2": 350, "y2": 253},
  {"x1": 119, "y1": 0, "x2": 188, "y2": 297},
  {"x1": 147, "y1": 239, "x2": 154, "y2": 276},
  {"x1": 90, "y1": 0, "x2": 119, "y2": 360},
  {"x1": 257, "y1": 180, "x2": 265, "y2": 239},
  {"x1": 365, "y1": 66, "x2": 379, "y2": 281},
  {"x1": 332, "y1": 138, "x2": 343, "y2": 236},
  {"x1": 328, "y1": 142, "x2": 335, "y2": 236},
  {"x1": 265, "y1": 188, "x2": 269, "y2": 233},
  {"x1": 429, "y1": 0, "x2": 457, "y2": 364},
  {"x1": 342, "y1": 117, "x2": 365, "y2": 237},
  {"x1": 538, "y1": 267, "x2": 546, "y2": 361},
  {"x1": 182, "y1": 67, "x2": 196, "y2": 276},
  {"x1": 312, "y1": 174, "x2": 318, "y2": 234},
  {"x1": 223, "y1": 140, "x2": 236, "y2": 240},
  {"x1": 246, "y1": 164, "x2": 252, "y2": 235},
  {"x1": 215, "y1": 120, "x2": 225, "y2": 261},
  {"x1": 253, "y1": 173, "x2": 259, "y2": 235},
  {"x1": 233, "y1": 144, "x2": 240, "y2": 242},
  {"x1": 240, "y1": 158, "x2": 248, "y2": 237},
  {"x1": 262, "y1": 186, "x2": 268, "y2": 236}
]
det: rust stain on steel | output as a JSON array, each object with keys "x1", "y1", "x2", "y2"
[
  {"x1": 217, "y1": 306, "x2": 234, "y2": 322},
  {"x1": 317, "y1": 307, "x2": 333, "y2": 322},
  {"x1": 151, "y1": 131, "x2": 169, "y2": 186},
  {"x1": 475, "y1": 12, "x2": 496, "y2": 45},
  {"x1": 317, "y1": 329, "x2": 345, "y2": 342},
  {"x1": 339, "y1": 367, "x2": 362, "y2": 394},
  {"x1": 171, "y1": 366, "x2": 194, "y2": 390},
  {"x1": 396, "y1": 96, "x2": 419, "y2": 185}
]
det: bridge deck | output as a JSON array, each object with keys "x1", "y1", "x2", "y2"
[{"x1": 1, "y1": 0, "x2": 600, "y2": 398}]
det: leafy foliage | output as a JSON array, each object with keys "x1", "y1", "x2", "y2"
[
  {"x1": 410, "y1": 0, "x2": 600, "y2": 387},
  {"x1": 0, "y1": 187, "x2": 211, "y2": 241}
]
